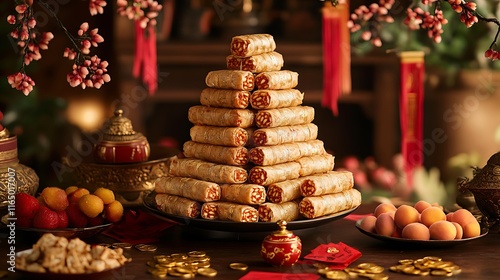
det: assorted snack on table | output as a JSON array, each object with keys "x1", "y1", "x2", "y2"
[
  {"x1": 16, "y1": 233, "x2": 131, "y2": 274},
  {"x1": 358, "y1": 201, "x2": 481, "y2": 240},
  {"x1": 15, "y1": 186, "x2": 124, "y2": 229},
  {"x1": 154, "y1": 33, "x2": 361, "y2": 223}
]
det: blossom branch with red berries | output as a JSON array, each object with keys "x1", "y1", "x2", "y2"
[
  {"x1": 7, "y1": 0, "x2": 162, "y2": 96},
  {"x1": 346, "y1": 0, "x2": 500, "y2": 61}
]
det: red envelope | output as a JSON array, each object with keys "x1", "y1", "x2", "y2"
[
  {"x1": 303, "y1": 242, "x2": 362, "y2": 269},
  {"x1": 239, "y1": 271, "x2": 320, "y2": 280}
]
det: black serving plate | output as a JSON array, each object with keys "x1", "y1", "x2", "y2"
[
  {"x1": 355, "y1": 219, "x2": 488, "y2": 247},
  {"x1": 143, "y1": 192, "x2": 357, "y2": 232}
]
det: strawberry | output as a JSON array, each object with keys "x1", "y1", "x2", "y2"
[
  {"x1": 15, "y1": 193, "x2": 39, "y2": 219},
  {"x1": 56, "y1": 210, "x2": 69, "y2": 228},
  {"x1": 66, "y1": 203, "x2": 88, "y2": 228},
  {"x1": 32, "y1": 206, "x2": 59, "y2": 229}
]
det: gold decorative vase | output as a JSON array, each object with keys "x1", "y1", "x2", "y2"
[{"x1": 0, "y1": 128, "x2": 39, "y2": 208}]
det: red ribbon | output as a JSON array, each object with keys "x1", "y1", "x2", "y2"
[
  {"x1": 133, "y1": 21, "x2": 158, "y2": 95},
  {"x1": 321, "y1": 2, "x2": 351, "y2": 116},
  {"x1": 399, "y1": 51, "x2": 425, "y2": 188}
]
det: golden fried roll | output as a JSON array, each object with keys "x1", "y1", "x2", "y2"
[
  {"x1": 188, "y1": 105, "x2": 255, "y2": 128},
  {"x1": 299, "y1": 189, "x2": 361, "y2": 219},
  {"x1": 205, "y1": 70, "x2": 254, "y2": 90},
  {"x1": 258, "y1": 201, "x2": 300, "y2": 222},
  {"x1": 190, "y1": 125, "x2": 249, "y2": 147},
  {"x1": 169, "y1": 157, "x2": 248, "y2": 184},
  {"x1": 249, "y1": 140, "x2": 325, "y2": 166},
  {"x1": 226, "y1": 52, "x2": 284, "y2": 73},
  {"x1": 250, "y1": 89, "x2": 304, "y2": 110},
  {"x1": 255, "y1": 106, "x2": 315, "y2": 128},
  {"x1": 200, "y1": 88, "x2": 250, "y2": 109},
  {"x1": 220, "y1": 184, "x2": 266, "y2": 205},
  {"x1": 183, "y1": 141, "x2": 249, "y2": 166},
  {"x1": 201, "y1": 202, "x2": 259, "y2": 222},
  {"x1": 296, "y1": 154, "x2": 335, "y2": 177},
  {"x1": 249, "y1": 162, "x2": 301, "y2": 186},
  {"x1": 253, "y1": 123, "x2": 318, "y2": 146},
  {"x1": 155, "y1": 176, "x2": 220, "y2": 202},
  {"x1": 155, "y1": 193, "x2": 201, "y2": 218},
  {"x1": 230, "y1": 34, "x2": 276, "y2": 57},
  {"x1": 255, "y1": 70, "x2": 299, "y2": 90},
  {"x1": 300, "y1": 171, "x2": 354, "y2": 197}
]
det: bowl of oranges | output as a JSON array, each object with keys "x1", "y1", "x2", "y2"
[
  {"x1": 355, "y1": 200, "x2": 488, "y2": 247},
  {"x1": 3, "y1": 186, "x2": 124, "y2": 239}
]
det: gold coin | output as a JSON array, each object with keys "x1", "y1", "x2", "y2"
[
  {"x1": 146, "y1": 260, "x2": 157, "y2": 267},
  {"x1": 325, "y1": 270, "x2": 349, "y2": 280},
  {"x1": 188, "y1": 250, "x2": 207, "y2": 258},
  {"x1": 229, "y1": 263, "x2": 248, "y2": 271},
  {"x1": 371, "y1": 273, "x2": 389, "y2": 280},
  {"x1": 398, "y1": 259, "x2": 414, "y2": 265},
  {"x1": 317, "y1": 268, "x2": 329, "y2": 275},
  {"x1": 112, "y1": 242, "x2": 132, "y2": 249},
  {"x1": 169, "y1": 270, "x2": 195, "y2": 278},
  {"x1": 176, "y1": 267, "x2": 196, "y2": 274},
  {"x1": 148, "y1": 268, "x2": 167, "y2": 277},
  {"x1": 197, "y1": 267, "x2": 218, "y2": 277},
  {"x1": 430, "y1": 270, "x2": 448, "y2": 276},
  {"x1": 170, "y1": 253, "x2": 189, "y2": 260},
  {"x1": 136, "y1": 244, "x2": 158, "y2": 252},
  {"x1": 424, "y1": 256, "x2": 442, "y2": 262},
  {"x1": 197, "y1": 261, "x2": 211, "y2": 268},
  {"x1": 366, "y1": 265, "x2": 384, "y2": 274}
]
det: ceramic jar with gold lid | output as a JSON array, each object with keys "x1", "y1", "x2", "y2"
[
  {"x1": 0, "y1": 123, "x2": 39, "y2": 208},
  {"x1": 94, "y1": 109, "x2": 150, "y2": 164},
  {"x1": 261, "y1": 220, "x2": 302, "y2": 267}
]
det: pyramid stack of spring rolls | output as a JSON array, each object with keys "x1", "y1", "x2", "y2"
[{"x1": 154, "y1": 34, "x2": 361, "y2": 223}]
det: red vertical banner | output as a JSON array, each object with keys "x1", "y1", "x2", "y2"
[
  {"x1": 133, "y1": 22, "x2": 158, "y2": 95},
  {"x1": 322, "y1": 1, "x2": 351, "y2": 116},
  {"x1": 399, "y1": 51, "x2": 425, "y2": 188}
]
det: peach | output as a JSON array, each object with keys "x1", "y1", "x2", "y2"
[
  {"x1": 451, "y1": 222, "x2": 463, "y2": 239},
  {"x1": 375, "y1": 212, "x2": 396, "y2": 236},
  {"x1": 394, "y1": 205, "x2": 420, "y2": 229},
  {"x1": 93, "y1": 187, "x2": 115, "y2": 205},
  {"x1": 420, "y1": 206, "x2": 446, "y2": 227},
  {"x1": 374, "y1": 202, "x2": 397, "y2": 217},
  {"x1": 359, "y1": 216, "x2": 377, "y2": 233},
  {"x1": 41, "y1": 187, "x2": 69, "y2": 212},
  {"x1": 105, "y1": 200, "x2": 124, "y2": 223},
  {"x1": 452, "y1": 209, "x2": 477, "y2": 228},
  {"x1": 78, "y1": 194, "x2": 104, "y2": 218},
  {"x1": 462, "y1": 221, "x2": 481, "y2": 238},
  {"x1": 65, "y1": 186, "x2": 79, "y2": 195},
  {"x1": 402, "y1": 222, "x2": 430, "y2": 240},
  {"x1": 446, "y1": 212, "x2": 454, "y2": 222},
  {"x1": 429, "y1": 221, "x2": 457, "y2": 240},
  {"x1": 68, "y1": 188, "x2": 90, "y2": 204},
  {"x1": 414, "y1": 200, "x2": 432, "y2": 213}
]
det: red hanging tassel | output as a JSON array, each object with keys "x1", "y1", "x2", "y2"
[
  {"x1": 322, "y1": 1, "x2": 351, "y2": 116},
  {"x1": 133, "y1": 22, "x2": 158, "y2": 95},
  {"x1": 399, "y1": 51, "x2": 425, "y2": 188}
]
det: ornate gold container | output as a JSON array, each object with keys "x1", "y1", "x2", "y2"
[
  {"x1": 261, "y1": 220, "x2": 302, "y2": 267},
  {"x1": 0, "y1": 127, "x2": 39, "y2": 208}
]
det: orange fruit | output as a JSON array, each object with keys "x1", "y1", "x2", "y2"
[{"x1": 78, "y1": 194, "x2": 104, "y2": 218}]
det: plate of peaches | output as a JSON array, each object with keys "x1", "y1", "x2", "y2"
[
  {"x1": 355, "y1": 201, "x2": 488, "y2": 247},
  {"x1": 3, "y1": 186, "x2": 123, "y2": 239}
]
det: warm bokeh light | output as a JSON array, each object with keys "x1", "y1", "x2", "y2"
[{"x1": 66, "y1": 99, "x2": 106, "y2": 132}]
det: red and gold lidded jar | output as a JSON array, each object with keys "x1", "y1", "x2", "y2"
[
  {"x1": 261, "y1": 220, "x2": 302, "y2": 267},
  {"x1": 94, "y1": 109, "x2": 150, "y2": 163}
]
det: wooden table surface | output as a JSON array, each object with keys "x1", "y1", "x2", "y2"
[{"x1": 1, "y1": 202, "x2": 499, "y2": 279}]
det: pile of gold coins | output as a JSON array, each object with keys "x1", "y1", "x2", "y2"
[
  {"x1": 389, "y1": 256, "x2": 462, "y2": 277},
  {"x1": 146, "y1": 251, "x2": 217, "y2": 278},
  {"x1": 316, "y1": 263, "x2": 388, "y2": 280}
]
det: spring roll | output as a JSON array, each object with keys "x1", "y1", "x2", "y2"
[
  {"x1": 220, "y1": 184, "x2": 266, "y2": 205},
  {"x1": 226, "y1": 52, "x2": 284, "y2": 73},
  {"x1": 183, "y1": 141, "x2": 249, "y2": 166},
  {"x1": 200, "y1": 88, "x2": 250, "y2": 109},
  {"x1": 190, "y1": 125, "x2": 249, "y2": 147},
  {"x1": 258, "y1": 201, "x2": 300, "y2": 222},
  {"x1": 255, "y1": 106, "x2": 315, "y2": 128},
  {"x1": 299, "y1": 189, "x2": 361, "y2": 219},
  {"x1": 155, "y1": 176, "x2": 220, "y2": 202},
  {"x1": 250, "y1": 89, "x2": 304, "y2": 110},
  {"x1": 201, "y1": 202, "x2": 259, "y2": 222},
  {"x1": 205, "y1": 70, "x2": 254, "y2": 90},
  {"x1": 255, "y1": 70, "x2": 299, "y2": 90},
  {"x1": 253, "y1": 123, "x2": 318, "y2": 146},
  {"x1": 267, "y1": 178, "x2": 304, "y2": 203},
  {"x1": 230, "y1": 34, "x2": 276, "y2": 57},
  {"x1": 169, "y1": 157, "x2": 248, "y2": 184},
  {"x1": 155, "y1": 193, "x2": 201, "y2": 218},
  {"x1": 249, "y1": 162, "x2": 301, "y2": 186},
  {"x1": 296, "y1": 154, "x2": 335, "y2": 177},
  {"x1": 188, "y1": 105, "x2": 255, "y2": 128},
  {"x1": 300, "y1": 171, "x2": 354, "y2": 197},
  {"x1": 249, "y1": 140, "x2": 326, "y2": 166}
]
